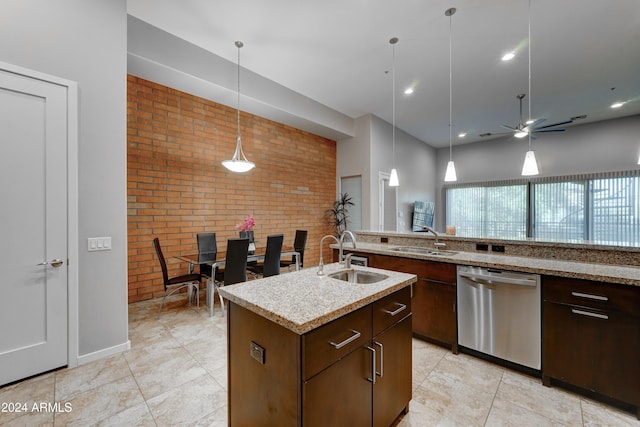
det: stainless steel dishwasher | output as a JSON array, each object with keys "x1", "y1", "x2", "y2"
[{"x1": 457, "y1": 265, "x2": 541, "y2": 370}]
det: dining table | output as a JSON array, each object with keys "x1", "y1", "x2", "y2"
[{"x1": 176, "y1": 245, "x2": 301, "y2": 317}]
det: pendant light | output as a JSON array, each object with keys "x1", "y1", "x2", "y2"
[
  {"x1": 444, "y1": 7, "x2": 457, "y2": 182},
  {"x1": 222, "y1": 41, "x2": 255, "y2": 173},
  {"x1": 521, "y1": 0, "x2": 539, "y2": 176},
  {"x1": 389, "y1": 37, "x2": 400, "y2": 187}
]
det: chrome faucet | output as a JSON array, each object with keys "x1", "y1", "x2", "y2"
[
  {"x1": 317, "y1": 234, "x2": 339, "y2": 276},
  {"x1": 338, "y1": 230, "x2": 357, "y2": 265},
  {"x1": 423, "y1": 226, "x2": 446, "y2": 252}
]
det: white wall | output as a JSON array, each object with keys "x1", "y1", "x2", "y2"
[
  {"x1": 0, "y1": 1, "x2": 129, "y2": 358},
  {"x1": 434, "y1": 115, "x2": 640, "y2": 229},
  {"x1": 339, "y1": 114, "x2": 437, "y2": 232}
]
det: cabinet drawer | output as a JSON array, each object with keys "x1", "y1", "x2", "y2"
[
  {"x1": 373, "y1": 286, "x2": 412, "y2": 336},
  {"x1": 543, "y1": 276, "x2": 640, "y2": 316},
  {"x1": 302, "y1": 305, "x2": 372, "y2": 380}
]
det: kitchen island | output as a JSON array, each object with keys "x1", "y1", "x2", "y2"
[{"x1": 219, "y1": 262, "x2": 417, "y2": 426}]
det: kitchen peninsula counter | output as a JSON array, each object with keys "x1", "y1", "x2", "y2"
[{"x1": 344, "y1": 240, "x2": 640, "y2": 287}]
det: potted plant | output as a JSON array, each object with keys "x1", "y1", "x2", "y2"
[{"x1": 325, "y1": 193, "x2": 354, "y2": 236}]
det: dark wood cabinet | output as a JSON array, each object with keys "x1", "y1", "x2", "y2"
[
  {"x1": 343, "y1": 250, "x2": 457, "y2": 351},
  {"x1": 228, "y1": 286, "x2": 412, "y2": 426},
  {"x1": 542, "y1": 276, "x2": 640, "y2": 418}
]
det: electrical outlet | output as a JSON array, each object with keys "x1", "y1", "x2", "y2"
[
  {"x1": 250, "y1": 341, "x2": 265, "y2": 364},
  {"x1": 88, "y1": 237, "x2": 112, "y2": 252},
  {"x1": 492, "y1": 245, "x2": 505, "y2": 253},
  {"x1": 476, "y1": 243, "x2": 489, "y2": 251}
]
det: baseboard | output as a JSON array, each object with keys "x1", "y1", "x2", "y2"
[{"x1": 76, "y1": 340, "x2": 131, "y2": 366}]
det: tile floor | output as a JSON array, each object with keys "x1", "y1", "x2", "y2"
[{"x1": 1, "y1": 294, "x2": 638, "y2": 426}]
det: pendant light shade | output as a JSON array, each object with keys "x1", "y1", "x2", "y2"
[
  {"x1": 389, "y1": 168, "x2": 399, "y2": 186},
  {"x1": 389, "y1": 37, "x2": 399, "y2": 187},
  {"x1": 444, "y1": 160, "x2": 457, "y2": 182},
  {"x1": 522, "y1": 150, "x2": 539, "y2": 176},
  {"x1": 444, "y1": 7, "x2": 457, "y2": 182},
  {"x1": 222, "y1": 41, "x2": 255, "y2": 173},
  {"x1": 521, "y1": 0, "x2": 539, "y2": 176}
]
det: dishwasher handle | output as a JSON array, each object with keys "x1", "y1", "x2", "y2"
[{"x1": 458, "y1": 271, "x2": 538, "y2": 287}]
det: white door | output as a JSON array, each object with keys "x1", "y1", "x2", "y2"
[
  {"x1": 379, "y1": 172, "x2": 397, "y2": 231},
  {"x1": 0, "y1": 68, "x2": 68, "y2": 385}
]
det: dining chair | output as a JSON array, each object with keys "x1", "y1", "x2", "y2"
[
  {"x1": 197, "y1": 232, "x2": 222, "y2": 281},
  {"x1": 248, "y1": 234, "x2": 284, "y2": 279},
  {"x1": 213, "y1": 238, "x2": 250, "y2": 316},
  {"x1": 281, "y1": 229, "x2": 307, "y2": 271},
  {"x1": 153, "y1": 238, "x2": 201, "y2": 319}
]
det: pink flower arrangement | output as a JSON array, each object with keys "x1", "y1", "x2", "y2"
[{"x1": 235, "y1": 214, "x2": 255, "y2": 232}]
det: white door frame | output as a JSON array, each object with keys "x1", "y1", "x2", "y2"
[{"x1": 1, "y1": 61, "x2": 79, "y2": 369}]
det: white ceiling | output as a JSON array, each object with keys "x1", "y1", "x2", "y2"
[{"x1": 127, "y1": 0, "x2": 640, "y2": 148}]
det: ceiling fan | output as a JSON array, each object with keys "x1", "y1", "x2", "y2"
[{"x1": 481, "y1": 94, "x2": 573, "y2": 139}]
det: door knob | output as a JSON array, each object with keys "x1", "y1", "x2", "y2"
[{"x1": 37, "y1": 259, "x2": 64, "y2": 268}]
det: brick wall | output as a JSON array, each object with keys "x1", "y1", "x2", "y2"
[{"x1": 127, "y1": 75, "x2": 337, "y2": 303}]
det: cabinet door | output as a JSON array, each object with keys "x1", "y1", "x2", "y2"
[
  {"x1": 543, "y1": 301, "x2": 640, "y2": 407},
  {"x1": 303, "y1": 346, "x2": 373, "y2": 426},
  {"x1": 373, "y1": 314, "x2": 412, "y2": 427},
  {"x1": 413, "y1": 278, "x2": 457, "y2": 348}
]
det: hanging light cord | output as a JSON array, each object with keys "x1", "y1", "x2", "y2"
[
  {"x1": 392, "y1": 39, "x2": 396, "y2": 166},
  {"x1": 449, "y1": 10, "x2": 453, "y2": 161},
  {"x1": 527, "y1": 0, "x2": 532, "y2": 150},
  {"x1": 236, "y1": 42, "x2": 242, "y2": 139}
]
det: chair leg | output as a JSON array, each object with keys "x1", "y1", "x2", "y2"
[{"x1": 157, "y1": 295, "x2": 167, "y2": 319}]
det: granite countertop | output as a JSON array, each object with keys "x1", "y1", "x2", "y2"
[
  {"x1": 218, "y1": 262, "x2": 417, "y2": 335},
  {"x1": 343, "y1": 242, "x2": 640, "y2": 287}
]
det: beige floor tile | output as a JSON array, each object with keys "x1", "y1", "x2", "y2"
[
  {"x1": 0, "y1": 372, "x2": 55, "y2": 425},
  {"x1": 496, "y1": 370, "x2": 583, "y2": 426},
  {"x1": 96, "y1": 402, "x2": 156, "y2": 427},
  {"x1": 438, "y1": 352, "x2": 504, "y2": 395},
  {"x1": 581, "y1": 398, "x2": 640, "y2": 427},
  {"x1": 53, "y1": 375, "x2": 145, "y2": 426},
  {"x1": 485, "y1": 395, "x2": 564, "y2": 426},
  {"x1": 410, "y1": 369, "x2": 495, "y2": 426},
  {"x1": 146, "y1": 375, "x2": 227, "y2": 427},
  {"x1": 411, "y1": 339, "x2": 447, "y2": 390},
  {"x1": 55, "y1": 354, "x2": 132, "y2": 401}
]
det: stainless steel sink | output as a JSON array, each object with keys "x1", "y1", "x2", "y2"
[
  {"x1": 391, "y1": 246, "x2": 458, "y2": 256},
  {"x1": 328, "y1": 269, "x2": 388, "y2": 284}
]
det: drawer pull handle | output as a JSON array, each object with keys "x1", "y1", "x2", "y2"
[
  {"x1": 365, "y1": 346, "x2": 376, "y2": 384},
  {"x1": 374, "y1": 341, "x2": 384, "y2": 378},
  {"x1": 571, "y1": 291, "x2": 608, "y2": 301},
  {"x1": 329, "y1": 329, "x2": 361, "y2": 349},
  {"x1": 383, "y1": 303, "x2": 407, "y2": 317},
  {"x1": 571, "y1": 308, "x2": 608, "y2": 320}
]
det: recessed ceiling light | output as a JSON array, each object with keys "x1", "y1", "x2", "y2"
[
  {"x1": 502, "y1": 52, "x2": 515, "y2": 61},
  {"x1": 458, "y1": 133, "x2": 466, "y2": 138},
  {"x1": 611, "y1": 101, "x2": 625, "y2": 108},
  {"x1": 404, "y1": 88, "x2": 414, "y2": 95}
]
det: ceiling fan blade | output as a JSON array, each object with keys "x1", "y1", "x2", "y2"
[
  {"x1": 534, "y1": 128, "x2": 566, "y2": 133},
  {"x1": 500, "y1": 124, "x2": 518, "y2": 131},
  {"x1": 534, "y1": 119, "x2": 573, "y2": 130},
  {"x1": 529, "y1": 118, "x2": 546, "y2": 128}
]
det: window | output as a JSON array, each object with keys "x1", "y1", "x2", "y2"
[
  {"x1": 446, "y1": 183, "x2": 527, "y2": 239},
  {"x1": 446, "y1": 171, "x2": 640, "y2": 245}
]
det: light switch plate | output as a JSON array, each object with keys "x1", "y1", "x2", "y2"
[{"x1": 88, "y1": 237, "x2": 112, "y2": 252}]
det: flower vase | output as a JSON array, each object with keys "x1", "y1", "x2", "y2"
[{"x1": 240, "y1": 230, "x2": 255, "y2": 254}]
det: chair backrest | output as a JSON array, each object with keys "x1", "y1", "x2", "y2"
[
  {"x1": 293, "y1": 230, "x2": 308, "y2": 267},
  {"x1": 153, "y1": 238, "x2": 170, "y2": 289},
  {"x1": 197, "y1": 233, "x2": 217, "y2": 277},
  {"x1": 262, "y1": 234, "x2": 284, "y2": 277},
  {"x1": 224, "y1": 238, "x2": 250, "y2": 285}
]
